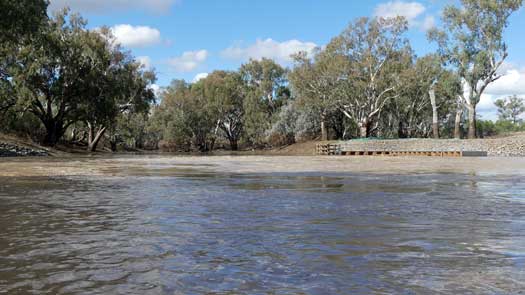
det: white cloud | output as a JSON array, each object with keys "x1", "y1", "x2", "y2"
[
  {"x1": 476, "y1": 67, "x2": 525, "y2": 120},
  {"x1": 421, "y1": 15, "x2": 436, "y2": 31},
  {"x1": 192, "y1": 73, "x2": 209, "y2": 83},
  {"x1": 221, "y1": 38, "x2": 318, "y2": 64},
  {"x1": 111, "y1": 25, "x2": 161, "y2": 48},
  {"x1": 48, "y1": 0, "x2": 178, "y2": 14},
  {"x1": 374, "y1": 1, "x2": 426, "y2": 23},
  {"x1": 168, "y1": 50, "x2": 209, "y2": 72},
  {"x1": 485, "y1": 69, "x2": 525, "y2": 96},
  {"x1": 374, "y1": 1, "x2": 437, "y2": 31},
  {"x1": 137, "y1": 56, "x2": 152, "y2": 69}
]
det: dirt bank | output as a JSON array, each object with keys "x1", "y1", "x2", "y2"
[{"x1": 0, "y1": 134, "x2": 50, "y2": 157}]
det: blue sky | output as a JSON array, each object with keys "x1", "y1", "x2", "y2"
[{"x1": 48, "y1": 0, "x2": 525, "y2": 119}]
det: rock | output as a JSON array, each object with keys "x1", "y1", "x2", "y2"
[
  {"x1": 0, "y1": 142, "x2": 48, "y2": 157},
  {"x1": 337, "y1": 134, "x2": 525, "y2": 157}
]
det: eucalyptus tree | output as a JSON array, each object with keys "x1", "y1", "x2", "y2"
[
  {"x1": 330, "y1": 17, "x2": 410, "y2": 138},
  {"x1": 1, "y1": 0, "x2": 48, "y2": 114},
  {"x1": 8, "y1": 11, "x2": 96, "y2": 145},
  {"x1": 84, "y1": 60, "x2": 156, "y2": 152},
  {"x1": 155, "y1": 78, "x2": 223, "y2": 152},
  {"x1": 495, "y1": 95, "x2": 525, "y2": 125},
  {"x1": 240, "y1": 59, "x2": 289, "y2": 145},
  {"x1": 289, "y1": 50, "x2": 342, "y2": 141},
  {"x1": 81, "y1": 28, "x2": 156, "y2": 152},
  {"x1": 185, "y1": 80, "x2": 224, "y2": 151},
  {"x1": 110, "y1": 111, "x2": 154, "y2": 151},
  {"x1": 240, "y1": 58, "x2": 288, "y2": 116},
  {"x1": 429, "y1": 0, "x2": 523, "y2": 139},
  {"x1": 77, "y1": 28, "x2": 115, "y2": 151},
  {"x1": 151, "y1": 80, "x2": 194, "y2": 150},
  {"x1": 242, "y1": 91, "x2": 270, "y2": 146},
  {"x1": 396, "y1": 54, "x2": 459, "y2": 138},
  {"x1": 201, "y1": 71, "x2": 245, "y2": 150}
]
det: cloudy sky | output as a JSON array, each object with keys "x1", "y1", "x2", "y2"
[{"x1": 48, "y1": 0, "x2": 525, "y2": 119}]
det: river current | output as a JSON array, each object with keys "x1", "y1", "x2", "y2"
[{"x1": 1, "y1": 156, "x2": 524, "y2": 294}]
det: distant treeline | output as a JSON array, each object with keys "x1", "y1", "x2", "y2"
[{"x1": 1, "y1": 0, "x2": 524, "y2": 152}]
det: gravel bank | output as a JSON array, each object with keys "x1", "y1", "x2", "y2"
[
  {"x1": 338, "y1": 133, "x2": 525, "y2": 157},
  {"x1": 0, "y1": 142, "x2": 49, "y2": 157}
]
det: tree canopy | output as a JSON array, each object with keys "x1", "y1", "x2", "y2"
[
  {"x1": 429, "y1": 0, "x2": 522, "y2": 138},
  {"x1": 1, "y1": 0, "x2": 523, "y2": 152}
]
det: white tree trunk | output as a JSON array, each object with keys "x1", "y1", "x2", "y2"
[
  {"x1": 87, "y1": 124, "x2": 107, "y2": 152},
  {"x1": 358, "y1": 118, "x2": 369, "y2": 138},
  {"x1": 429, "y1": 88, "x2": 439, "y2": 139},
  {"x1": 454, "y1": 108, "x2": 462, "y2": 139}
]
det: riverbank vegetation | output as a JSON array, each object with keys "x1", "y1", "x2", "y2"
[{"x1": 1, "y1": 0, "x2": 524, "y2": 153}]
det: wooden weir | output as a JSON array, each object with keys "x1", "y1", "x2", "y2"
[
  {"x1": 316, "y1": 143, "x2": 342, "y2": 155},
  {"x1": 315, "y1": 143, "x2": 487, "y2": 157}
]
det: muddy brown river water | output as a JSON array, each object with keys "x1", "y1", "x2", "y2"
[{"x1": 1, "y1": 156, "x2": 525, "y2": 294}]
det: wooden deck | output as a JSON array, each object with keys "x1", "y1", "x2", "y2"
[{"x1": 316, "y1": 143, "x2": 487, "y2": 157}]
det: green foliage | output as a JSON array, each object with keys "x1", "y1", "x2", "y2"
[
  {"x1": 2, "y1": 1, "x2": 524, "y2": 152},
  {"x1": 1, "y1": 0, "x2": 48, "y2": 115},
  {"x1": 394, "y1": 54, "x2": 460, "y2": 138},
  {"x1": 495, "y1": 95, "x2": 525, "y2": 124},
  {"x1": 242, "y1": 91, "x2": 269, "y2": 147},
  {"x1": 239, "y1": 59, "x2": 288, "y2": 146},
  {"x1": 0, "y1": 0, "x2": 48, "y2": 45},
  {"x1": 266, "y1": 101, "x2": 298, "y2": 146},
  {"x1": 428, "y1": 0, "x2": 523, "y2": 138},
  {"x1": 240, "y1": 58, "x2": 288, "y2": 116},
  {"x1": 151, "y1": 61, "x2": 290, "y2": 151},
  {"x1": 289, "y1": 49, "x2": 339, "y2": 114},
  {"x1": 2, "y1": 8, "x2": 155, "y2": 149},
  {"x1": 0, "y1": 110, "x2": 44, "y2": 140},
  {"x1": 477, "y1": 119, "x2": 525, "y2": 138},
  {"x1": 7, "y1": 10, "x2": 96, "y2": 145},
  {"x1": 152, "y1": 80, "x2": 218, "y2": 151},
  {"x1": 110, "y1": 112, "x2": 157, "y2": 150},
  {"x1": 200, "y1": 71, "x2": 245, "y2": 150},
  {"x1": 80, "y1": 30, "x2": 156, "y2": 151}
]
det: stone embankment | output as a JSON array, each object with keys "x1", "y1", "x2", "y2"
[
  {"x1": 0, "y1": 142, "x2": 49, "y2": 157},
  {"x1": 338, "y1": 133, "x2": 525, "y2": 157}
]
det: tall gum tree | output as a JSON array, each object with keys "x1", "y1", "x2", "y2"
[
  {"x1": 240, "y1": 58, "x2": 287, "y2": 118},
  {"x1": 10, "y1": 10, "x2": 95, "y2": 146},
  {"x1": 84, "y1": 61, "x2": 156, "y2": 152},
  {"x1": 330, "y1": 17, "x2": 410, "y2": 138},
  {"x1": 82, "y1": 29, "x2": 156, "y2": 152},
  {"x1": 396, "y1": 54, "x2": 459, "y2": 138},
  {"x1": 428, "y1": 0, "x2": 523, "y2": 139},
  {"x1": 240, "y1": 59, "x2": 288, "y2": 145},
  {"x1": 201, "y1": 71, "x2": 245, "y2": 151},
  {"x1": 289, "y1": 50, "x2": 341, "y2": 141}
]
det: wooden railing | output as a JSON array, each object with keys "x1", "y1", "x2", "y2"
[{"x1": 316, "y1": 143, "x2": 342, "y2": 155}]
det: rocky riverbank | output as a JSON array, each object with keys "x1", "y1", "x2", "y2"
[
  {"x1": 337, "y1": 133, "x2": 525, "y2": 157},
  {"x1": 0, "y1": 142, "x2": 49, "y2": 157}
]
